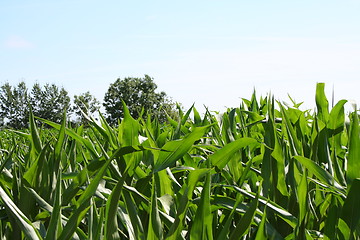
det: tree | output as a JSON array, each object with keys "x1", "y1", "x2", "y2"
[
  {"x1": 72, "y1": 91, "x2": 100, "y2": 124},
  {"x1": 30, "y1": 83, "x2": 71, "y2": 123},
  {"x1": 0, "y1": 81, "x2": 29, "y2": 129},
  {"x1": 103, "y1": 75, "x2": 176, "y2": 125}
]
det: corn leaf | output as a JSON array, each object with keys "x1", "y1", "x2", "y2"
[
  {"x1": 0, "y1": 186, "x2": 42, "y2": 240},
  {"x1": 210, "y1": 137, "x2": 258, "y2": 170}
]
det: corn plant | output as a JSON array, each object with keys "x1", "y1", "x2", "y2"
[{"x1": 0, "y1": 83, "x2": 359, "y2": 239}]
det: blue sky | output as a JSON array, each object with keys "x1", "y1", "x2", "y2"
[{"x1": 1, "y1": 1, "x2": 360, "y2": 113}]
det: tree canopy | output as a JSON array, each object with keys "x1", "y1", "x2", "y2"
[
  {"x1": 72, "y1": 91, "x2": 100, "y2": 124},
  {"x1": 0, "y1": 82, "x2": 72, "y2": 129},
  {"x1": 0, "y1": 76, "x2": 177, "y2": 128},
  {"x1": 0, "y1": 82, "x2": 29, "y2": 128},
  {"x1": 30, "y1": 83, "x2": 71, "y2": 124},
  {"x1": 103, "y1": 75, "x2": 176, "y2": 125}
]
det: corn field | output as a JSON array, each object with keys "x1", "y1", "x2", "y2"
[{"x1": 0, "y1": 83, "x2": 359, "y2": 239}]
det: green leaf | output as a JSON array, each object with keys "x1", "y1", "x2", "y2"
[
  {"x1": 298, "y1": 171, "x2": 308, "y2": 223},
  {"x1": 76, "y1": 146, "x2": 143, "y2": 207},
  {"x1": 271, "y1": 135, "x2": 289, "y2": 196},
  {"x1": 229, "y1": 193, "x2": 259, "y2": 240},
  {"x1": 296, "y1": 170, "x2": 308, "y2": 238},
  {"x1": 294, "y1": 156, "x2": 343, "y2": 191},
  {"x1": 347, "y1": 111, "x2": 360, "y2": 184},
  {"x1": 45, "y1": 171, "x2": 62, "y2": 240},
  {"x1": 341, "y1": 178, "x2": 360, "y2": 234},
  {"x1": 232, "y1": 185, "x2": 298, "y2": 228},
  {"x1": 279, "y1": 103, "x2": 302, "y2": 156},
  {"x1": 154, "y1": 126, "x2": 210, "y2": 172},
  {"x1": 193, "y1": 106, "x2": 202, "y2": 126},
  {"x1": 59, "y1": 146, "x2": 143, "y2": 239},
  {"x1": 337, "y1": 218, "x2": 351, "y2": 240},
  {"x1": 147, "y1": 175, "x2": 163, "y2": 240},
  {"x1": 105, "y1": 177, "x2": 126, "y2": 240},
  {"x1": 57, "y1": 200, "x2": 91, "y2": 240},
  {"x1": 323, "y1": 195, "x2": 340, "y2": 240},
  {"x1": 190, "y1": 171, "x2": 213, "y2": 240},
  {"x1": 166, "y1": 169, "x2": 209, "y2": 240},
  {"x1": 119, "y1": 101, "x2": 140, "y2": 146},
  {"x1": 29, "y1": 107, "x2": 43, "y2": 154},
  {"x1": 328, "y1": 99, "x2": 347, "y2": 134},
  {"x1": 89, "y1": 112, "x2": 117, "y2": 149},
  {"x1": 255, "y1": 206, "x2": 267, "y2": 240},
  {"x1": 123, "y1": 190, "x2": 145, "y2": 239},
  {"x1": 0, "y1": 186, "x2": 42, "y2": 240},
  {"x1": 315, "y1": 82, "x2": 329, "y2": 122},
  {"x1": 36, "y1": 117, "x2": 100, "y2": 158},
  {"x1": 215, "y1": 197, "x2": 242, "y2": 240},
  {"x1": 210, "y1": 137, "x2": 258, "y2": 170}
]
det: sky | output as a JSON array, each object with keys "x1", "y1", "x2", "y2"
[{"x1": 1, "y1": 1, "x2": 360, "y2": 114}]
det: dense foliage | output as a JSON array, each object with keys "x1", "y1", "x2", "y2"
[
  {"x1": 0, "y1": 82, "x2": 29, "y2": 128},
  {"x1": 30, "y1": 83, "x2": 71, "y2": 124},
  {"x1": 0, "y1": 83, "x2": 359, "y2": 239},
  {"x1": 103, "y1": 75, "x2": 176, "y2": 125},
  {"x1": 0, "y1": 76, "x2": 176, "y2": 128},
  {"x1": 0, "y1": 82, "x2": 72, "y2": 128},
  {"x1": 72, "y1": 91, "x2": 101, "y2": 125}
]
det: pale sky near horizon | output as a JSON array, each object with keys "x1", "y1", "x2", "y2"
[{"x1": 1, "y1": 1, "x2": 360, "y2": 113}]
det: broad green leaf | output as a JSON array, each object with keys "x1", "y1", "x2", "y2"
[
  {"x1": 147, "y1": 175, "x2": 163, "y2": 240},
  {"x1": 347, "y1": 111, "x2": 360, "y2": 184},
  {"x1": 210, "y1": 137, "x2": 258, "y2": 170},
  {"x1": 232, "y1": 185, "x2": 298, "y2": 228},
  {"x1": 193, "y1": 106, "x2": 202, "y2": 126},
  {"x1": 271, "y1": 135, "x2": 289, "y2": 196},
  {"x1": 23, "y1": 142, "x2": 50, "y2": 188},
  {"x1": 123, "y1": 190, "x2": 145, "y2": 239},
  {"x1": 328, "y1": 99, "x2": 347, "y2": 134},
  {"x1": 166, "y1": 169, "x2": 209, "y2": 240},
  {"x1": 59, "y1": 146, "x2": 144, "y2": 239},
  {"x1": 89, "y1": 112, "x2": 117, "y2": 149},
  {"x1": 241, "y1": 110, "x2": 266, "y2": 127},
  {"x1": 337, "y1": 218, "x2": 351, "y2": 240},
  {"x1": 315, "y1": 82, "x2": 329, "y2": 122},
  {"x1": 0, "y1": 186, "x2": 42, "y2": 240},
  {"x1": 215, "y1": 196, "x2": 242, "y2": 240},
  {"x1": 54, "y1": 111, "x2": 67, "y2": 163},
  {"x1": 29, "y1": 108, "x2": 42, "y2": 154},
  {"x1": 323, "y1": 195, "x2": 340, "y2": 240},
  {"x1": 298, "y1": 171, "x2": 308, "y2": 223},
  {"x1": 36, "y1": 117, "x2": 100, "y2": 158},
  {"x1": 154, "y1": 126, "x2": 210, "y2": 172},
  {"x1": 105, "y1": 177, "x2": 126, "y2": 240},
  {"x1": 341, "y1": 178, "x2": 360, "y2": 233},
  {"x1": 229, "y1": 193, "x2": 258, "y2": 240},
  {"x1": 76, "y1": 146, "x2": 144, "y2": 207},
  {"x1": 57, "y1": 200, "x2": 91, "y2": 240},
  {"x1": 255, "y1": 206, "x2": 267, "y2": 240},
  {"x1": 296, "y1": 170, "x2": 308, "y2": 238},
  {"x1": 119, "y1": 101, "x2": 140, "y2": 146},
  {"x1": 279, "y1": 103, "x2": 302, "y2": 156},
  {"x1": 45, "y1": 171, "x2": 62, "y2": 240},
  {"x1": 190, "y1": 171, "x2": 213, "y2": 240},
  {"x1": 155, "y1": 169, "x2": 173, "y2": 197},
  {"x1": 294, "y1": 156, "x2": 343, "y2": 191}
]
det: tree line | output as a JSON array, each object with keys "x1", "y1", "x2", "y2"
[{"x1": 0, "y1": 75, "x2": 177, "y2": 129}]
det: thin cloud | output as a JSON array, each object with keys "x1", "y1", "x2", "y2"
[
  {"x1": 4, "y1": 36, "x2": 34, "y2": 49},
  {"x1": 129, "y1": 34, "x2": 324, "y2": 42}
]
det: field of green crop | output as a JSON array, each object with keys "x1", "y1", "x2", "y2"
[{"x1": 0, "y1": 83, "x2": 359, "y2": 239}]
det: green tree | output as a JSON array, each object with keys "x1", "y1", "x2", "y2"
[
  {"x1": 0, "y1": 81, "x2": 29, "y2": 129},
  {"x1": 103, "y1": 75, "x2": 176, "y2": 125},
  {"x1": 30, "y1": 83, "x2": 71, "y2": 123},
  {"x1": 72, "y1": 91, "x2": 100, "y2": 124}
]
